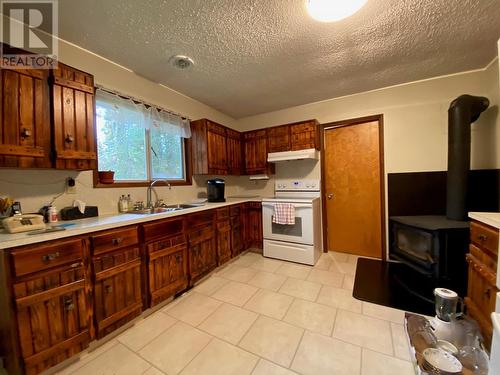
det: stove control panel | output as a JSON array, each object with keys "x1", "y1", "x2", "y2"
[{"x1": 275, "y1": 180, "x2": 320, "y2": 191}]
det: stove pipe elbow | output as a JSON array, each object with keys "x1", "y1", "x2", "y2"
[{"x1": 446, "y1": 95, "x2": 490, "y2": 221}]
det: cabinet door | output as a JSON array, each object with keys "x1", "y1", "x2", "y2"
[
  {"x1": 244, "y1": 130, "x2": 268, "y2": 174},
  {"x1": 147, "y1": 235, "x2": 188, "y2": 307},
  {"x1": 207, "y1": 121, "x2": 227, "y2": 174},
  {"x1": 231, "y1": 215, "x2": 243, "y2": 257},
  {"x1": 93, "y1": 247, "x2": 142, "y2": 338},
  {"x1": 0, "y1": 68, "x2": 51, "y2": 168},
  {"x1": 188, "y1": 226, "x2": 216, "y2": 282},
  {"x1": 51, "y1": 63, "x2": 96, "y2": 170},
  {"x1": 226, "y1": 128, "x2": 242, "y2": 175},
  {"x1": 13, "y1": 265, "x2": 90, "y2": 375},
  {"x1": 267, "y1": 125, "x2": 290, "y2": 153},
  {"x1": 245, "y1": 204, "x2": 263, "y2": 249},
  {"x1": 290, "y1": 121, "x2": 319, "y2": 150},
  {"x1": 217, "y1": 220, "x2": 232, "y2": 265}
]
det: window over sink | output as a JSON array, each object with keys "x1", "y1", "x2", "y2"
[{"x1": 95, "y1": 88, "x2": 192, "y2": 186}]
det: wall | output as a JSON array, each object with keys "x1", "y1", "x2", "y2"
[
  {"x1": 0, "y1": 37, "x2": 244, "y2": 214},
  {"x1": 238, "y1": 61, "x2": 500, "y2": 174},
  {"x1": 237, "y1": 58, "x2": 500, "y2": 253},
  {"x1": 1, "y1": 35, "x2": 498, "y2": 218}
]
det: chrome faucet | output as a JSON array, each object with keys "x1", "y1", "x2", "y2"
[{"x1": 146, "y1": 179, "x2": 171, "y2": 208}]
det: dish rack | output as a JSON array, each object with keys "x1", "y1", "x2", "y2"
[{"x1": 404, "y1": 312, "x2": 488, "y2": 374}]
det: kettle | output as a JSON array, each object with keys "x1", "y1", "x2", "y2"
[{"x1": 434, "y1": 288, "x2": 463, "y2": 322}]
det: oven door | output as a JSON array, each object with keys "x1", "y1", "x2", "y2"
[{"x1": 262, "y1": 202, "x2": 313, "y2": 245}]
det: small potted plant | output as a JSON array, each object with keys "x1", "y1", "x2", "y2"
[{"x1": 98, "y1": 170, "x2": 115, "y2": 184}]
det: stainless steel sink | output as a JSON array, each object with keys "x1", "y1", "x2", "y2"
[{"x1": 127, "y1": 203, "x2": 204, "y2": 215}]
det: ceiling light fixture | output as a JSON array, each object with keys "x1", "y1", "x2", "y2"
[
  {"x1": 170, "y1": 55, "x2": 194, "y2": 70},
  {"x1": 306, "y1": 0, "x2": 368, "y2": 22}
]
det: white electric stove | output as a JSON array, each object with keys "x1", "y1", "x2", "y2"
[{"x1": 262, "y1": 179, "x2": 322, "y2": 265}]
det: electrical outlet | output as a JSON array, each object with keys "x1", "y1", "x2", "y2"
[{"x1": 66, "y1": 177, "x2": 76, "y2": 194}]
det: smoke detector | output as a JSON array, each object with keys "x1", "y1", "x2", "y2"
[{"x1": 170, "y1": 55, "x2": 194, "y2": 70}]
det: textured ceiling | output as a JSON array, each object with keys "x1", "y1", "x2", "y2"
[{"x1": 58, "y1": 0, "x2": 500, "y2": 118}]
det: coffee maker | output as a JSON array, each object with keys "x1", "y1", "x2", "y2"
[{"x1": 207, "y1": 178, "x2": 225, "y2": 202}]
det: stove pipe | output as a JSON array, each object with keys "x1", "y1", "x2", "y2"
[{"x1": 446, "y1": 94, "x2": 489, "y2": 221}]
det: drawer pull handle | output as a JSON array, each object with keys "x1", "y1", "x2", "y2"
[
  {"x1": 65, "y1": 134, "x2": 74, "y2": 143},
  {"x1": 112, "y1": 237, "x2": 123, "y2": 245},
  {"x1": 64, "y1": 297, "x2": 75, "y2": 311},
  {"x1": 477, "y1": 234, "x2": 488, "y2": 241},
  {"x1": 20, "y1": 128, "x2": 32, "y2": 138},
  {"x1": 42, "y1": 252, "x2": 60, "y2": 262},
  {"x1": 105, "y1": 285, "x2": 113, "y2": 293},
  {"x1": 175, "y1": 254, "x2": 182, "y2": 264},
  {"x1": 484, "y1": 288, "x2": 491, "y2": 299}
]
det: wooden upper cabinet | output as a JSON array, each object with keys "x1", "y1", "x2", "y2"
[
  {"x1": 0, "y1": 68, "x2": 52, "y2": 168},
  {"x1": 226, "y1": 128, "x2": 242, "y2": 175},
  {"x1": 191, "y1": 118, "x2": 228, "y2": 175},
  {"x1": 290, "y1": 120, "x2": 320, "y2": 150},
  {"x1": 51, "y1": 63, "x2": 96, "y2": 170},
  {"x1": 207, "y1": 121, "x2": 227, "y2": 174},
  {"x1": 243, "y1": 129, "x2": 273, "y2": 175},
  {"x1": 267, "y1": 125, "x2": 291, "y2": 153}
]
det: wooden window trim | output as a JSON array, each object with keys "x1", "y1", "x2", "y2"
[{"x1": 93, "y1": 138, "x2": 193, "y2": 188}]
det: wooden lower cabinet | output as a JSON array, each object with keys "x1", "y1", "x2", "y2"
[
  {"x1": 217, "y1": 220, "x2": 232, "y2": 265},
  {"x1": 188, "y1": 225, "x2": 217, "y2": 282},
  {"x1": 465, "y1": 220, "x2": 499, "y2": 350},
  {"x1": 142, "y1": 217, "x2": 188, "y2": 307},
  {"x1": 1, "y1": 238, "x2": 92, "y2": 375},
  {"x1": 231, "y1": 215, "x2": 243, "y2": 257},
  {"x1": 92, "y1": 246, "x2": 142, "y2": 338},
  {"x1": 244, "y1": 202, "x2": 263, "y2": 249},
  {"x1": 0, "y1": 203, "x2": 263, "y2": 374},
  {"x1": 147, "y1": 236, "x2": 188, "y2": 307}
]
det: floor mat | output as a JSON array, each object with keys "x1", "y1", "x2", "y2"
[{"x1": 353, "y1": 257, "x2": 436, "y2": 316}]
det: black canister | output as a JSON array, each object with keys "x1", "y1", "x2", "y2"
[{"x1": 207, "y1": 178, "x2": 225, "y2": 202}]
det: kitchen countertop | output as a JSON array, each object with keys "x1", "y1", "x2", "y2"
[
  {"x1": 0, "y1": 197, "x2": 262, "y2": 250},
  {"x1": 468, "y1": 212, "x2": 500, "y2": 229}
]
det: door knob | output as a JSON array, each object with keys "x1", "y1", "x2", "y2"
[{"x1": 327, "y1": 193, "x2": 333, "y2": 200}]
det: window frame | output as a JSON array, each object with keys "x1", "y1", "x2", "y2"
[{"x1": 93, "y1": 91, "x2": 192, "y2": 188}]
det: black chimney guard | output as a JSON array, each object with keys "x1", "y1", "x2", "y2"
[{"x1": 446, "y1": 95, "x2": 489, "y2": 221}]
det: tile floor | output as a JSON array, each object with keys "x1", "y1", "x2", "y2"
[{"x1": 56, "y1": 251, "x2": 415, "y2": 375}]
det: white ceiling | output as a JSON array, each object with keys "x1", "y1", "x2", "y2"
[{"x1": 58, "y1": 0, "x2": 500, "y2": 118}]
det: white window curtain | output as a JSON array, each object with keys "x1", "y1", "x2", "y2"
[
  {"x1": 96, "y1": 89, "x2": 147, "y2": 128},
  {"x1": 148, "y1": 106, "x2": 191, "y2": 138},
  {"x1": 96, "y1": 88, "x2": 191, "y2": 138}
]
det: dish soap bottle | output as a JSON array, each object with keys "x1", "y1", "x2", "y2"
[{"x1": 48, "y1": 205, "x2": 58, "y2": 223}]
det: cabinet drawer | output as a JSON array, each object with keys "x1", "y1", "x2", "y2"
[
  {"x1": 91, "y1": 226, "x2": 138, "y2": 255},
  {"x1": 466, "y1": 253, "x2": 497, "y2": 309},
  {"x1": 470, "y1": 221, "x2": 499, "y2": 255},
  {"x1": 188, "y1": 226, "x2": 214, "y2": 244},
  {"x1": 186, "y1": 210, "x2": 215, "y2": 227},
  {"x1": 470, "y1": 244, "x2": 497, "y2": 275},
  {"x1": 216, "y1": 207, "x2": 229, "y2": 220},
  {"x1": 147, "y1": 234, "x2": 186, "y2": 254},
  {"x1": 230, "y1": 205, "x2": 241, "y2": 217},
  {"x1": 10, "y1": 238, "x2": 84, "y2": 277},
  {"x1": 142, "y1": 217, "x2": 184, "y2": 242}
]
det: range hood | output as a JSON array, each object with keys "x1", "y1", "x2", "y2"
[{"x1": 267, "y1": 148, "x2": 319, "y2": 162}]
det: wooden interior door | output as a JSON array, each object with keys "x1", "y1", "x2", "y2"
[{"x1": 323, "y1": 119, "x2": 384, "y2": 258}]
